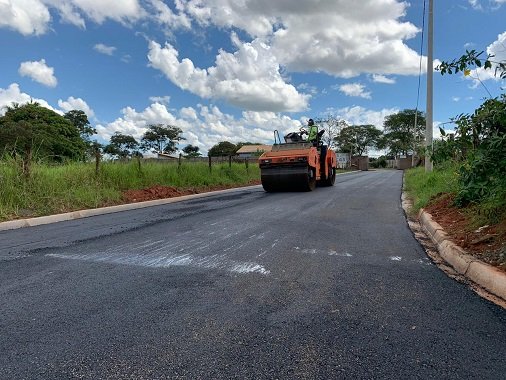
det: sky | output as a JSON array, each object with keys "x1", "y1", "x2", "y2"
[{"x1": 0, "y1": 0, "x2": 505, "y2": 155}]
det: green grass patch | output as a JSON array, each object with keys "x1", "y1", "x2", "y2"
[
  {"x1": 0, "y1": 160, "x2": 260, "y2": 221},
  {"x1": 403, "y1": 164, "x2": 459, "y2": 212}
]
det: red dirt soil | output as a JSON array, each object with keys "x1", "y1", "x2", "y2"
[
  {"x1": 121, "y1": 180, "x2": 261, "y2": 203},
  {"x1": 424, "y1": 194, "x2": 506, "y2": 271}
]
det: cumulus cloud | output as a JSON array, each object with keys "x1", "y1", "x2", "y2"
[
  {"x1": 0, "y1": 0, "x2": 51, "y2": 35},
  {"x1": 467, "y1": 31, "x2": 506, "y2": 84},
  {"x1": 94, "y1": 43, "x2": 116, "y2": 55},
  {"x1": 46, "y1": 0, "x2": 145, "y2": 26},
  {"x1": 371, "y1": 74, "x2": 396, "y2": 84},
  {"x1": 326, "y1": 105, "x2": 399, "y2": 129},
  {"x1": 147, "y1": 0, "x2": 191, "y2": 34},
  {"x1": 338, "y1": 83, "x2": 372, "y2": 99},
  {"x1": 178, "y1": 0, "x2": 423, "y2": 78},
  {"x1": 95, "y1": 101, "x2": 303, "y2": 154},
  {"x1": 0, "y1": 0, "x2": 145, "y2": 35},
  {"x1": 57, "y1": 96, "x2": 95, "y2": 118},
  {"x1": 149, "y1": 95, "x2": 170, "y2": 105},
  {"x1": 0, "y1": 83, "x2": 58, "y2": 115},
  {"x1": 18, "y1": 59, "x2": 57, "y2": 87},
  {"x1": 148, "y1": 39, "x2": 310, "y2": 112}
]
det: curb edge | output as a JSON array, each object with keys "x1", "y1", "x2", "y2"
[{"x1": 419, "y1": 208, "x2": 506, "y2": 302}]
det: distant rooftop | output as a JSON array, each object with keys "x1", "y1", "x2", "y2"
[{"x1": 236, "y1": 145, "x2": 272, "y2": 154}]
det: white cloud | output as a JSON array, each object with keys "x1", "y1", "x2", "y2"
[
  {"x1": 326, "y1": 105, "x2": 399, "y2": 129},
  {"x1": 148, "y1": 39, "x2": 309, "y2": 112},
  {"x1": 149, "y1": 95, "x2": 170, "y2": 105},
  {"x1": 180, "y1": 106, "x2": 198, "y2": 120},
  {"x1": 371, "y1": 74, "x2": 396, "y2": 84},
  {"x1": 0, "y1": 0, "x2": 51, "y2": 35},
  {"x1": 18, "y1": 59, "x2": 57, "y2": 87},
  {"x1": 469, "y1": 0, "x2": 482, "y2": 10},
  {"x1": 468, "y1": 0, "x2": 505, "y2": 10},
  {"x1": 467, "y1": 31, "x2": 506, "y2": 83},
  {"x1": 93, "y1": 43, "x2": 116, "y2": 55},
  {"x1": 95, "y1": 101, "x2": 303, "y2": 154},
  {"x1": 338, "y1": 83, "x2": 372, "y2": 99},
  {"x1": 45, "y1": 0, "x2": 145, "y2": 26},
  {"x1": 147, "y1": 0, "x2": 191, "y2": 34},
  {"x1": 178, "y1": 0, "x2": 423, "y2": 78},
  {"x1": 0, "y1": 0, "x2": 145, "y2": 35},
  {"x1": 0, "y1": 83, "x2": 58, "y2": 115},
  {"x1": 57, "y1": 96, "x2": 95, "y2": 118}
]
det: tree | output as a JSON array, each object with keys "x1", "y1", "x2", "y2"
[
  {"x1": 382, "y1": 109, "x2": 425, "y2": 157},
  {"x1": 182, "y1": 144, "x2": 201, "y2": 158},
  {"x1": 315, "y1": 115, "x2": 348, "y2": 149},
  {"x1": 64, "y1": 110, "x2": 96, "y2": 141},
  {"x1": 140, "y1": 124, "x2": 184, "y2": 154},
  {"x1": 208, "y1": 141, "x2": 238, "y2": 156},
  {"x1": 0, "y1": 102, "x2": 86, "y2": 174},
  {"x1": 104, "y1": 132, "x2": 139, "y2": 159},
  {"x1": 334, "y1": 125, "x2": 383, "y2": 156}
]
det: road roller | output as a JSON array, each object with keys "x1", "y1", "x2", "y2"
[{"x1": 258, "y1": 127, "x2": 337, "y2": 192}]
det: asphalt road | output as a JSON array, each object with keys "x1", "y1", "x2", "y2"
[{"x1": 1, "y1": 170, "x2": 505, "y2": 379}]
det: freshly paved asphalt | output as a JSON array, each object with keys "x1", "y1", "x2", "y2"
[{"x1": 1, "y1": 170, "x2": 504, "y2": 379}]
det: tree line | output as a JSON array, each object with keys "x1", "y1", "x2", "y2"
[{"x1": 0, "y1": 100, "x2": 428, "y2": 177}]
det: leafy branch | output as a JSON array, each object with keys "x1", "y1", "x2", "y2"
[{"x1": 436, "y1": 49, "x2": 505, "y2": 79}]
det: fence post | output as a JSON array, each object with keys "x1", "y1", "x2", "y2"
[
  {"x1": 229, "y1": 155, "x2": 232, "y2": 168},
  {"x1": 178, "y1": 153, "x2": 182, "y2": 168},
  {"x1": 245, "y1": 158, "x2": 249, "y2": 174},
  {"x1": 208, "y1": 155, "x2": 212, "y2": 172}
]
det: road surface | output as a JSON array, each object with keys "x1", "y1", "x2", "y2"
[{"x1": 1, "y1": 170, "x2": 505, "y2": 379}]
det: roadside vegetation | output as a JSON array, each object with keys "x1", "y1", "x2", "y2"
[
  {"x1": 406, "y1": 49, "x2": 505, "y2": 225},
  {"x1": 0, "y1": 159, "x2": 259, "y2": 221},
  {"x1": 405, "y1": 49, "x2": 505, "y2": 267}
]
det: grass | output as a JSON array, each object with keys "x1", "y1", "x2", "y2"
[
  {"x1": 0, "y1": 159, "x2": 260, "y2": 221},
  {"x1": 403, "y1": 164, "x2": 459, "y2": 213}
]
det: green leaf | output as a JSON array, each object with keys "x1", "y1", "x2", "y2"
[{"x1": 439, "y1": 127, "x2": 446, "y2": 136}]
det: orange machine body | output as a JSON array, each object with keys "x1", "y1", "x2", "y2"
[{"x1": 259, "y1": 141, "x2": 337, "y2": 192}]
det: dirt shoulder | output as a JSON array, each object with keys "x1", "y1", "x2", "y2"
[
  {"x1": 121, "y1": 180, "x2": 261, "y2": 203},
  {"x1": 423, "y1": 194, "x2": 506, "y2": 272}
]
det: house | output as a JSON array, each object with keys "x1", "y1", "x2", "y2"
[
  {"x1": 236, "y1": 145, "x2": 272, "y2": 158},
  {"x1": 156, "y1": 152, "x2": 179, "y2": 160}
]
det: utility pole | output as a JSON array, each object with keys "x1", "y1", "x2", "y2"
[{"x1": 425, "y1": 0, "x2": 434, "y2": 172}]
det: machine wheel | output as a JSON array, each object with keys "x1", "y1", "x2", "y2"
[
  {"x1": 262, "y1": 182, "x2": 276, "y2": 192},
  {"x1": 303, "y1": 168, "x2": 316, "y2": 191},
  {"x1": 322, "y1": 166, "x2": 336, "y2": 186}
]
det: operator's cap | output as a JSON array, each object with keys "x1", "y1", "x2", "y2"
[{"x1": 308, "y1": 118, "x2": 314, "y2": 126}]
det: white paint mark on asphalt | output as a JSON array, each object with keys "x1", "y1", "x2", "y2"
[
  {"x1": 302, "y1": 249, "x2": 317, "y2": 254},
  {"x1": 47, "y1": 252, "x2": 270, "y2": 275},
  {"x1": 328, "y1": 250, "x2": 353, "y2": 257},
  {"x1": 390, "y1": 256, "x2": 402, "y2": 261},
  {"x1": 231, "y1": 263, "x2": 270, "y2": 275}
]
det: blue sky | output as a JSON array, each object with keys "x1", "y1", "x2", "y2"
[{"x1": 0, "y1": 0, "x2": 505, "y2": 154}]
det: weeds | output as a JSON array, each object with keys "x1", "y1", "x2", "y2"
[{"x1": 0, "y1": 160, "x2": 260, "y2": 221}]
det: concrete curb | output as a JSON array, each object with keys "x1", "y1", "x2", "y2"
[
  {"x1": 418, "y1": 207, "x2": 506, "y2": 302},
  {"x1": 0, "y1": 185, "x2": 263, "y2": 232}
]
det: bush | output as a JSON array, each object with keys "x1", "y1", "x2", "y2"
[{"x1": 428, "y1": 94, "x2": 505, "y2": 222}]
